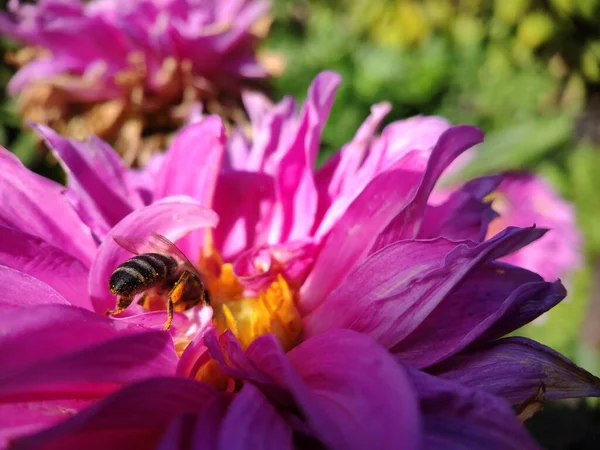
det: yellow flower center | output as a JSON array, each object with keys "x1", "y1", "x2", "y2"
[{"x1": 201, "y1": 257, "x2": 303, "y2": 352}]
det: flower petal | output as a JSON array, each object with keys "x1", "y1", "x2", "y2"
[
  {"x1": 88, "y1": 197, "x2": 218, "y2": 314},
  {"x1": 33, "y1": 124, "x2": 139, "y2": 240},
  {"x1": 391, "y1": 267, "x2": 565, "y2": 368},
  {"x1": 0, "y1": 305, "x2": 176, "y2": 388},
  {"x1": 9, "y1": 378, "x2": 219, "y2": 450},
  {"x1": 418, "y1": 176, "x2": 501, "y2": 242},
  {"x1": 304, "y1": 226, "x2": 546, "y2": 349},
  {"x1": 0, "y1": 265, "x2": 70, "y2": 307},
  {"x1": 0, "y1": 225, "x2": 91, "y2": 309},
  {"x1": 210, "y1": 329, "x2": 421, "y2": 450},
  {"x1": 218, "y1": 383, "x2": 293, "y2": 450},
  {"x1": 300, "y1": 125, "x2": 484, "y2": 313},
  {"x1": 0, "y1": 147, "x2": 95, "y2": 265},
  {"x1": 154, "y1": 116, "x2": 226, "y2": 208},
  {"x1": 430, "y1": 337, "x2": 600, "y2": 404},
  {"x1": 190, "y1": 394, "x2": 231, "y2": 450},
  {"x1": 273, "y1": 72, "x2": 340, "y2": 243},
  {"x1": 407, "y1": 367, "x2": 540, "y2": 450},
  {"x1": 212, "y1": 171, "x2": 275, "y2": 259}
]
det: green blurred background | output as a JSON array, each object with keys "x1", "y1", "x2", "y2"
[{"x1": 2, "y1": 0, "x2": 600, "y2": 445}]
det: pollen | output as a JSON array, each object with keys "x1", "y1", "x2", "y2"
[{"x1": 201, "y1": 254, "x2": 303, "y2": 353}]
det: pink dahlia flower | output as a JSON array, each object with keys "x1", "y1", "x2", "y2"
[
  {"x1": 0, "y1": 72, "x2": 598, "y2": 449},
  {"x1": 0, "y1": 0, "x2": 271, "y2": 162}
]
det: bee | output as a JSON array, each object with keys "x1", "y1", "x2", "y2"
[{"x1": 106, "y1": 232, "x2": 210, "y2": 330}]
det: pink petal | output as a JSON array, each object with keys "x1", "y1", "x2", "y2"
[
  {"x1": 0, "y1": 329, "x2": 178, "y2": 400},
  {"x1": 212, "y1": 171, "x2": 275, "y2": 259},
  {"x1": 154, "y1": 116, "x2": 226, "y2": 259},
  {"x1": 0, "y1": 265, "x2": 69, "y2": 307},
  {"x1": 0, "y1": 147, "x2": 96, "y2": 266},
  {"x1": 0, "y1": 225, "x2": 91, "y2": 309},
  {"x1": 304, "y1": 226, "x2": 546, "y2": 349},
  {"x1": 276, "y1": 72, "x2": 340, "y2": 242},
  {"x1": 154, "y1": 116, "x2": 225, "y2": 208},
  {"x1": 0, "y1": 304, "x2": 152, "y2": 377},
  {"x1": 372, "y1": 126, "x2": 485, "y2": 251},
  {"x1": 9, "y1": 378, "x2": 220, "y2": 450},
  {"x1": 218, "y1": 383, "x2": 293, "y2": 450},
  {"x1": 300, "y1": 126, "x2": 483, "y2": 313},
  {"x1": 88, "y1": 197, "x2": 218, "y2": 314},
  {"x1": 313, "y1": 102, "x2": 391, "y2": 233}
]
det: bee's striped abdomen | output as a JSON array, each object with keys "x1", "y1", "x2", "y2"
[{"x1": 109, "y1": 253, "x2": 178, "y2": 297}]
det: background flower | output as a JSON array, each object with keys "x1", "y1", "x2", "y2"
[{"x1": 0, "y1": 0, "x2": 272, "y2": 163}]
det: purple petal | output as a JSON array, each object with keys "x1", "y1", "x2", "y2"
[
  {"x1": 218, "y1": 383, "x2": 293, "y2": 450},
  {"x1": 0, "y1": 265, "x2": 70, "y2": 307},
  {"x1": 304, "y1": 226, "x2": 546, "y2": 349},
  {"x1": 419, "y1": 176, "x2": 501, "y2": 242},
  {"x1": 391, "y1": 266, "x2": 565, "y2": 368},
  {"x1": 430, "y1": 337, "x2": 600, "y2": 404},
  {"x1": 88, "y1": 197, "x2": 218, "y2": 314},
  {"x1": 33, "y1": 124, "x2": 140, "y2": 240},
  {"x1": 300, "y1": 126, "x2": 483, "y2": 313},
  {"x1": 190, "y1": 394, "x2": 231, "y2": 450},
  {"x1": 212, "y1": 329, "x2": 421, "y2": 450},
  {"x1": 407, "y1": 368, "x2": 540, "y2": 450},
  {"x1": 0, "y1": 225, "x2": 91, "y2": 309},
  {"x1": 0, "y1": 147, "x2": 96, "y2": 265},
  {"x1": 9, "y1": 378, "x2": 219, "y2": 450}
]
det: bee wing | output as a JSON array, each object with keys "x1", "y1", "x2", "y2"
[
  {"x1": 112, "y1": 234, "x2": 148, "y2": 255},
  {"x1": 149, "y1": 233, "x2": 204, "y2": 275}
]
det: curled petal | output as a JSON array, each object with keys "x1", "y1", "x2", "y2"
[
  {"x1": 407, "y1": 368, "x2": 540, "y2": 450},
  {"x1": 88, "y1": 197, "x2": 218, "y2": 314},
  {"x1": 304, "y1": 226, "x2": 546, "y2": 349},
  {"x1": 0, "y1": 226, "x2": 91, "y2": 309},
  {"x1": 233, "y1": 239, "x2": 317, "y2": 292},
  {"x1": 430, "y1": 337, "x2": 600, "y2": 404},
  {"x1": 0, "y1": 147, "x2": 95, "y2": 265}
]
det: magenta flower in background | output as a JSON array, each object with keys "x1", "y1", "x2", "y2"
[
  {"x1": 0, "y1": 72, "x2": 598, "y2": 449},
  {"x1": 484, "y1": 174, "x2": 582, "y2": 283},
  {"x1": 0, "y1": 0, "x2": 272, "y2": 162}
]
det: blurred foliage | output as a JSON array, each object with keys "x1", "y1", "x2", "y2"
[{"x1": 264, "y1": 0, "x2": 600, "y2": 370}]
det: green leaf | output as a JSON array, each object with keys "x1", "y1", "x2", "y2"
[{"x1": 448, "y1": 115, "x2": 572, "y2": 182}]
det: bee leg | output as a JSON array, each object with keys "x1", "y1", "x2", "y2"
[
  {"x1": 106, "y1": 296, "x2": 133, "y2": 316},
  {"x1": 164, "y1": 270, "x2": 192, "y2": 330}
]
